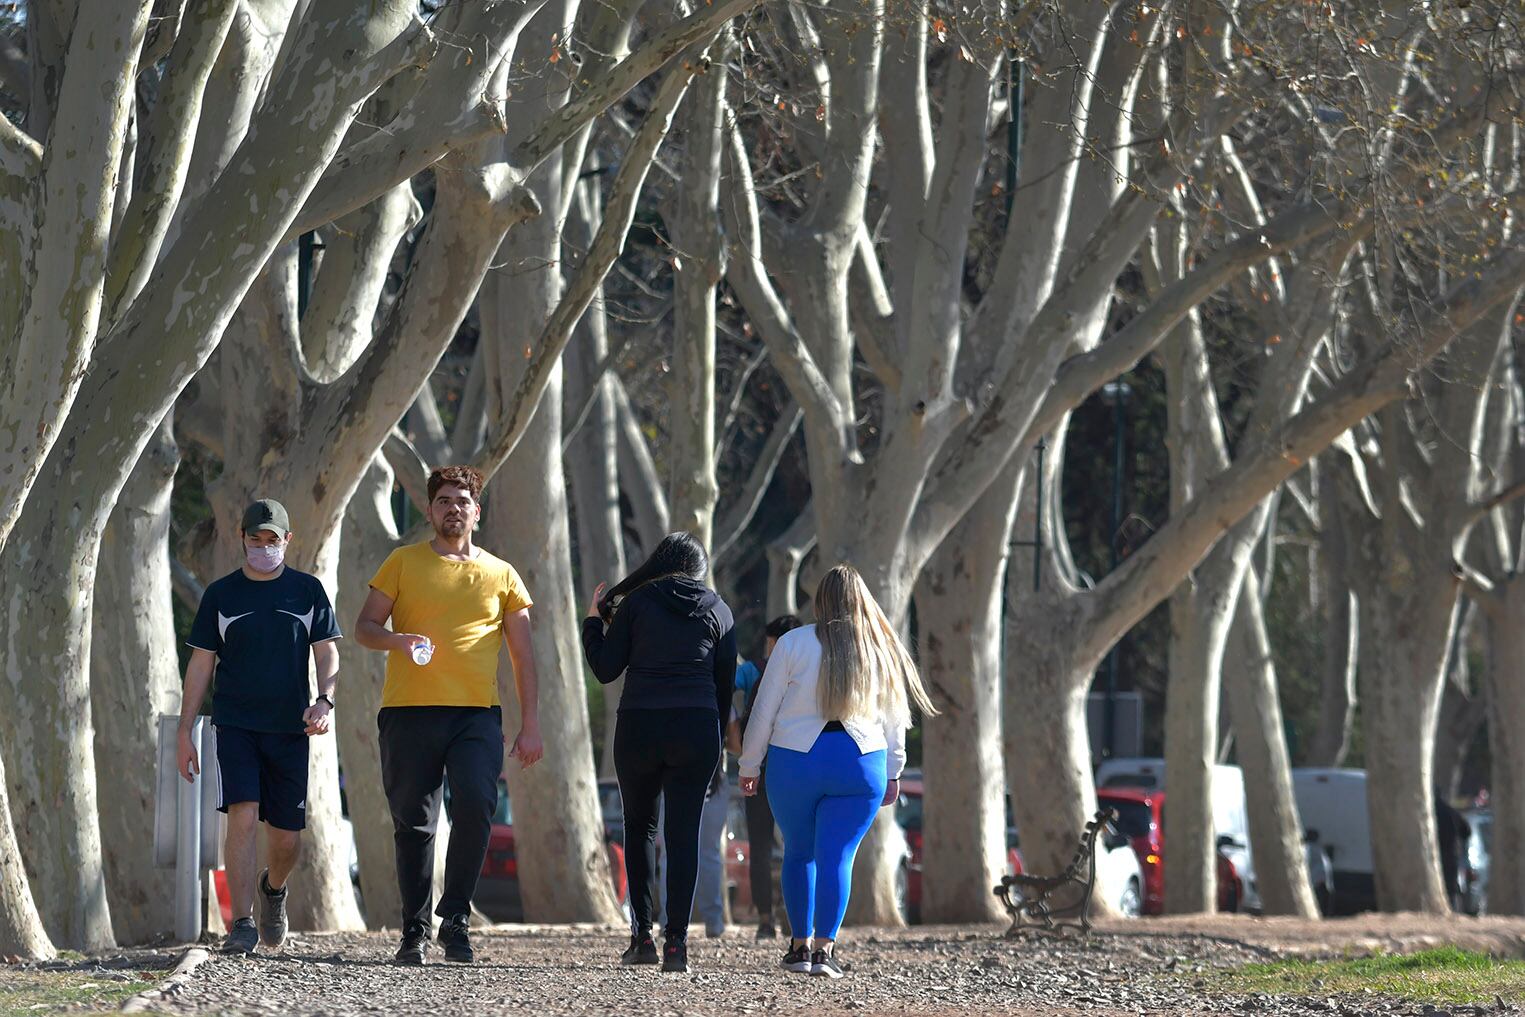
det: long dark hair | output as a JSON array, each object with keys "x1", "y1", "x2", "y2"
[{"x1": 598, "y1": 532, "x2": 709, "y2": 621}]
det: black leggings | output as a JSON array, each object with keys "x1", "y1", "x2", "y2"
[
  {"x1": 614, "y1": 708, "x2": 720, "y2": 939},
  {"x1": 744, "y1": 770, "x2": 777, "y2": 922}
]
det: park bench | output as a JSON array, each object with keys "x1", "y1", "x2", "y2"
[{"x1": 993, "y1": 807, "x2": 1117, "y2": 937}]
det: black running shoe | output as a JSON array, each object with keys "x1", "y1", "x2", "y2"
[
  {"x1": 810, "y1": 949, "x2": 843, "y2": 979},
  {"x1": 394, "y1": 922, "x2": 429, "y2": 966},
  {"x1": 756, "y1": 919, "x2": 777, "y2": 940},
  {"x1": 781, "y1": 944, "x2": 811, "y2": 973},
  {"x1": 257, "y1": 869, "x2": 288, "y2": 949},
  {"x1": 222, "y1": 917, "x2": 258, "y2": 954},
  {"x1": 621, "y1": 930, "x2": 659, "y2": 965},
  {"x1": 661, "y1": 936, "x2": 688, "y2": 973},
  {"x1": 437, "y1": 913, "x2": 474, "y2": 963}
]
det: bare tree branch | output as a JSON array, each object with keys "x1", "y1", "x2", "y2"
[
  {"x1": 0, "y1": 1, "x2": 152, "y2": 553},
  {"x1": 1082, "y1": 246, "x2": 1525, "y2": 664},
  {"x1": 0, "y1": 108, "x2": 41, "y2": 181},
  {"x1": 515, "y1": 0, "x2": 760, "y2": 170},
  {"x1": 473, "y1": 57, "x2": 701, "y2": 481},
  {"x1": 721, "y1": 123, "x2": 846, "y2": 446},
  {"x1": 287, "y1": 0, "x2": 525, "y2": 237},
  {"x1": 104, "y1": 0, "x2": 240, "y2": 322},
  {"x1": 382, "y1": 427, "x2": 431, "y2": 515},
  {"x1": 170, "y1": 556, "x2": 205, "y2": 612},
  {"x1": 561, "y1": 330, "x2": 636, "y2": 452},
  {"x1": 1463, "y1": 478, "x2": 1525, "y2": 532},
  {"x1": 848, "y1": 225, "x2": 902, "y2": 393},
  {"x1": 712, "y1": 401, "x2": 802, "y2": 560},
  {"x1": 1024, "y1": 200, "x2": 1368, "y2": 444}
]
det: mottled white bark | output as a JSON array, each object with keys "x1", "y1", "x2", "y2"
[
  {"x1": 1222, "y1": 566, "x2": 1319, "y2": 916},
  {"x1": 665, "y1": 53, "x2": 726, "y2": 549},
  {"x1": 0, "y1": 0, "x2": 430, "y2": 949},
  {"x1": 0, "y1": 745, "x2": 51, "y2": 958},
  {"x1": 916, "y1": 461, "x2": 1018, "y2": 923},
  {"x1": 479, "y1": 158, "x2": 622, "y2": 921},
  {"x1": 0, "y1": 1, "x2": 151, "y2": 555},
  {"x1": 1305, "y1": 467, "x2": 1359, "y2": 766},
  {"x1": 336, "y1": 457, "x2": 406, "y2": 929},
  {"x1": 90, "y1": 416, "x2": 181, "y2": 944},
  {"x1": 563, "y1": 183, "x2": 627, "y2": 777}
]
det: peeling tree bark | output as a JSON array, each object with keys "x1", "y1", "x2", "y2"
[
  {"x1": 0, "y1": 744, "x2": 51, "y2": 958},
  {"x1": 336, "y1": 457, "x2": 408, "y2": 929},
  {"x1": 89, "y1": 415, "x2": 181, "y2": 944},
  {"x1": 915, "y1": 460, "x2": 1018, "y2": 924},
  {"x1": 665, "y1": 51, "x2": 726, "y2": 549},
  {"x1": 1306, "y1": 466, "x2": 1359, "y2": 767},
  {"x1": 479, "y1": 156, "x2": 622, "y2": 922},
  {"x1": 563, "y1": 181, "x2": 627, "y2": 777},
  {"x1": 0, "y1": 0, "x2": 431, "y2": 949}
]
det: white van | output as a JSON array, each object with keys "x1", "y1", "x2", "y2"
[
  {"x1": 1095, "y1": 756, "x2": 1260, "y2": 912},
  {"x1": 1290, "y1": 768, "x2": 1374, "y2": 913}
]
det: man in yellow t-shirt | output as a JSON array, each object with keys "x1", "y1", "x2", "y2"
[{"x1": 355, "y1": 464, "x2": 543, "y2": 966}]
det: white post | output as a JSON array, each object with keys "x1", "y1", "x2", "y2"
[{"x1": 176, "y1": 717, "x2": 204, "y2": 943}]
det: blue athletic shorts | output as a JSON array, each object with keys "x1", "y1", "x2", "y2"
[{"x1": 214, "y1": 725, "x2": 309, "y2": 831}]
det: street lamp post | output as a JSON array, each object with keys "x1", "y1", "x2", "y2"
[{"x1": 1100, "y1": 379, "x2": 1132, "y2": 758}]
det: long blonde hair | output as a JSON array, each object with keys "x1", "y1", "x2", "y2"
[{"x1": 814, "y1": 564, "x2": 937, "y2": 725}]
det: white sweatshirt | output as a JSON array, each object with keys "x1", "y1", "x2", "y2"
[{"x1": 737, "y1": 625, "x2": 908, "y2": 780}]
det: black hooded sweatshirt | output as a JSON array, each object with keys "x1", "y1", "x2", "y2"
[{"x1": 580, "y1": 577, "x2": 737, "y2": 720}]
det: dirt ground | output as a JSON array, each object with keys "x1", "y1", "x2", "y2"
[{"x1": 17, "y1": 913, "x2": 1515, "y2": 1017}]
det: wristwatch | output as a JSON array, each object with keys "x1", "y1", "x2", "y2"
[{"x1": 315, "y1": 693, "x2": 334, "y2": 708}]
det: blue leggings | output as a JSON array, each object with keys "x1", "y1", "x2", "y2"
[{"x1": 765, "y1": 731, "x2": 886, "y2": 940}]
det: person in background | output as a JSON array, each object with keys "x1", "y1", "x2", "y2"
[
  {"x1": 354, "y1": 465, "x2": 544, "y2": 967},
  {"x1": 689, "y1": 766, "x2": 731, "y2": 938},
  {"x1": 727, "y1": 614, "x2": 802, "y2": 940},
  {"x1": 583, "y1": 532, "x2": 736, "y2": 974},
  {"x1": 739, "y1": 566, "x2": 935, "y2": 979},
  {"x1": 1435, "y1": 793, "x2": 1473, "y2": 911},
  {"x1": 176, "y1": 499, "x2": 341, "y2": 955}
]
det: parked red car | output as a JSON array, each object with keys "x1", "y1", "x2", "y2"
[
  {"x1": 477, "y1": 778, "x2": 627, "y2": 921},
  {"x1": 895, "y1": 775, "x2": 1022, "y2": 923},
  {"x1": 1097, "y1": 786, "x2": 1240, "y2": 914}
]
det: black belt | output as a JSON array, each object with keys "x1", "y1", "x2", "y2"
[{"x1": 822, "y1": 720, "x2": 846, "y2": 732}]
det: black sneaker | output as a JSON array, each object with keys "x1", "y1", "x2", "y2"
[
  {"x1": 810, "y1": 949, "x2": 843, "y2": 979},
  {"x1": 394, "y1": 923, "x2": 429, "y2": 966},
  {"x1": 257, "y1": 869, "x2": 288, "y2": 949},
  {"x1": 621, "y1": 930, "x2": 659, "y2": 965},
  {"x1": 661, "y1": 936, "x2": 688, "y2": 973},
  {"x1": 437, "y1": 913, "x2": 473, "y2": 963},
  {"x1": 781, "y1": 943, "x2": 811, "y2": 973},
  {"x1": 756, "y1": 919, "x2": 777, "y2": 940},
  {"x1": 222, "y1": 917, "x2": 258, "y2": 954}
]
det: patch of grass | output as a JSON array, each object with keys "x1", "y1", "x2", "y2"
[
  {"x1": 0, "y1": 967, "x2": 157, "y2": 1016},
  {"x1": 1208, "y1": 947, "x2": 1525, "y2": 1005}
]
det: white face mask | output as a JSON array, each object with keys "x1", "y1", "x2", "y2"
[{"x1": 246, "y1": 543, "x2": 286, "y2": 573}]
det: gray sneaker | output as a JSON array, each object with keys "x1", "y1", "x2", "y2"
[
  {"x1": 258, "y1": 869, "x2": 288, "y2": 949},
  {"x1": 222, "y1": 917, "x2": 258, "y2": 954}
]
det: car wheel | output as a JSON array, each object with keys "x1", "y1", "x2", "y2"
[{"x1": 1118, "y1": 878, "x2": 1142, "y2": 918}]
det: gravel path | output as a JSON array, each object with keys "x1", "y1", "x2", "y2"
[{"x1": 120, "y1": 916, "x2": 1525, "y2": 1017}]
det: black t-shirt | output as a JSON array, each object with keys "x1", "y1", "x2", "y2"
[{"x1": 187, "y1": 567, "x2": 342, "y2": 733}]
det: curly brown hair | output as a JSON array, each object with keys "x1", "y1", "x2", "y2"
[{"x1": 427, "y1": 465, "x2": 485, "y2": 503}]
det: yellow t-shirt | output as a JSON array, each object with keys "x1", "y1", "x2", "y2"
[{"x1": 368, "y1": 541, "x2": 534, "y2": 708}]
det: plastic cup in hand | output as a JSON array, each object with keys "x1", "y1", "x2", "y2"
[{"x1": 410, "y1": 640, "x2": 434, "y2": 666}]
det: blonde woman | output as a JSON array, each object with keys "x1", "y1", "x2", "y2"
[{"x1": 738, "y1": 564, "x2": 936, "y2": 978}]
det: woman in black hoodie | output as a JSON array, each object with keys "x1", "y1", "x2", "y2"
[{"x1": 582, "y1": 532, "x2": 736, "y2": 973}]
